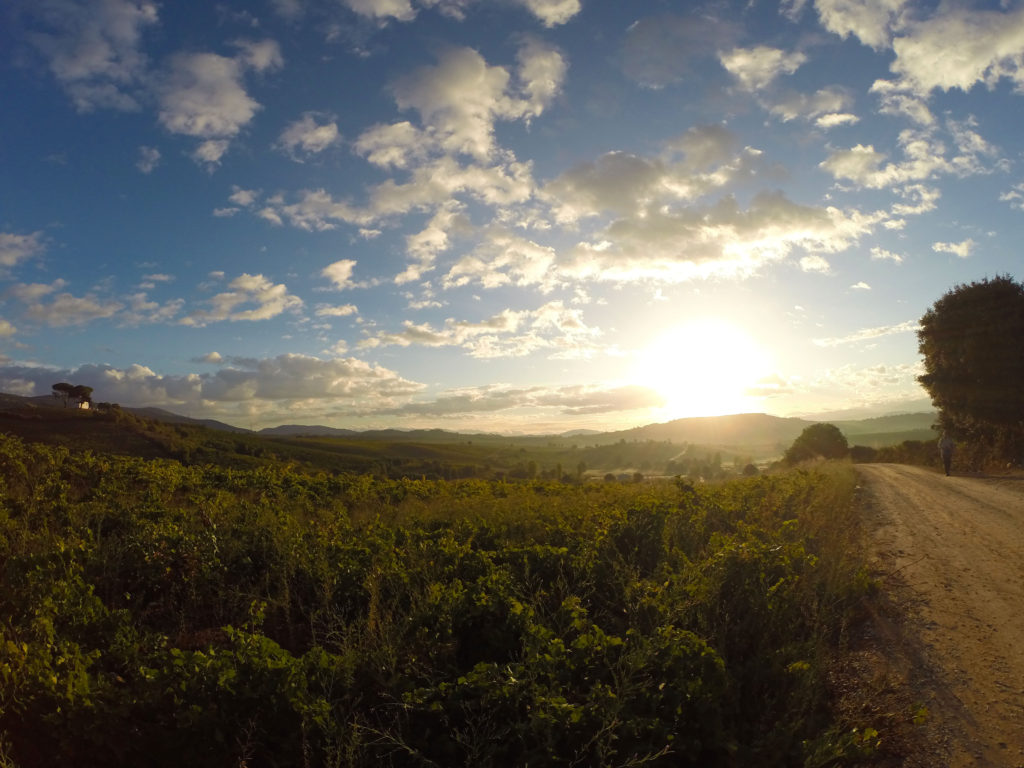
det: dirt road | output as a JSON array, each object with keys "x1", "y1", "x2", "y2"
[{"x1": 857, "y1": 464, "x2": 1024, "y2": 766}]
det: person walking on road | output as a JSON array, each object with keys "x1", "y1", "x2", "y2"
[{"x1": 938, "y1": 431, "x2": 955, "y2": 476}]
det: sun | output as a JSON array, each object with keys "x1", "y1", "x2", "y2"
[{"x1": 630, "y1": 319, "x2": 774, "y2": 420}]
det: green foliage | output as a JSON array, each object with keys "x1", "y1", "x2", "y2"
[
  {"x1": 918, "y1": 275, "x2": 1024, "y2": 464},
  {"x1": 784, "y1": 423, "x2": 849, "y2": 465},
  {"x1": 0, "y1": 434, "x2": 876, "y2": 766}
]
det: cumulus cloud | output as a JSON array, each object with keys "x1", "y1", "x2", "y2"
[
  {"x1": 514, "y1": 0, "x2": 580, "y2": 27},
  {"x1": 870, "y1": 246, "x2": 903, "y2": 262},
  {"x1": 322, "y1": 260, "x2": 358, "y2": 290},
  {"x1": 18, "y1": 289, "x2": 124, "y2": 327},
  {"x1": 766, "y1": 86, "x2": 854, "y2": 123},
  {"x1": 931, "y1": 238, "x2": 974, "y2": 259},
  {"x1": 390, "y1": 42, "x2": 565, "y2": 160},
  {"x1": 258, "y1": 154, "x2": 534, "y2": 230},
  {"x1": 120, "y1": 293, "x2": 184, "y2": 325},
  {"x1": 316, "y1": 304, "x2": 359, "y2": 317},
  {"x1": 157, "y1": 40, "x2": 283, "y2": 166},
  {"x1": 181, "y1": 273, "x2": 302, "y2": 326},
  {"x1": 560, "y1": 190, "x2": 885, "y2": 285},
  {"x1": 820, "y1": 122, "x2": 998, "y2": 190},
  {"x1": 814, "y1": 0, "x2": 908, "y2": 50},
  {"x1": 277, "y1": 112, "x2": 341, "y2": 160},
  {"x1": 543, "y1": 140, "x2": 762, "y2": 225},
  {"x1": 444, "y1": 232, "x2": 557, "y2": 291},
  {"x1": 719, "y1": 45, "x2": 807, "y2": 91},
  {"x1": 337, "y1": 0, "x2": 579, "y2": 26},
  {"x1": 359, "y1": 300, "x2": 602, "y2": 359},
  {"x1": 890, "y1": 6, "x2": 1024, "y2": 96},
  {"x1": 0, "y1": 355, "x2": 423, "y2": 423},
  {"x1": 25, "y1": 0, "x2": 159, "y2": 111},
  {"x1": 341, "y1": 0, "x2": 416, "y2": 21},
  {"x1": 397, "y1": 203, "x2": 468, "y2": 284},
  {"x1": 0, "y1": 232, "x2": 46, "y2": 270}
]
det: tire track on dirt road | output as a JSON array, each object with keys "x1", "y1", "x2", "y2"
[{"x1": 857, "y1": 463, "x2": 1024, "y2": 767}]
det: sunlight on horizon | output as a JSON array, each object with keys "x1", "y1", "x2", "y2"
[{"x1": 630, "y1": 319, "x2": 775, "y2": 420}]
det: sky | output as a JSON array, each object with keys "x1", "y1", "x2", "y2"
[{"x1": 0, "y1": 0, "x2": 1021, "y2": 433}]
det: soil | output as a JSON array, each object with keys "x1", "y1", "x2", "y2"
[{"x1": 855, "y1": 463, "x2": 1024, "y2": 767}]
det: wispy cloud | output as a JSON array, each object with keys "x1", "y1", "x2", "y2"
[{"x1": 813, "y1": 320, "x2": 919, "y2": 347}]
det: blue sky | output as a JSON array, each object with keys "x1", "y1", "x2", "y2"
[{"x1": 0, "y1": 0, "x2": 1021, "y2": 432}]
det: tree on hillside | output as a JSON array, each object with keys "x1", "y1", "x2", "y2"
[
  {"x1": 52, "y1": 382, "x2": 94, "y2": 408},
  {"x1": 917, "y1": 275, "x2": 1024, "y2": 460},
  {"x1": 52, "y1": 382, "x2": 75, "y2": 407},
  {"x1": 784, "y1": 423, "x2": 848, "y2": 464},
  {"x1": 70, "y1": 385, "x2": 93, "y2": 406}
]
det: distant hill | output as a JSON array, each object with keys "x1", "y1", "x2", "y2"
[
  {"x1": 0, "y1": 390, "x2": 937, "y2": 476},
  {"x1": 123, "y1": 406, "x2": 250, "y2": 433}
]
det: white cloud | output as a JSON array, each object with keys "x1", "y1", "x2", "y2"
[
  {"x1": 850, "y1": 281, "x2": 871, "y2": 290},
  {"x1": 890, "y1": 6, "x2": 1024, "y2": 96},
  {"x1": 870, "y1": 246, "x2": 903, "y2": 262},
  {"x1": 1000, "y1": 183, "x2": 1024, "y2": 211},
  {"x1": 719, "y1": 46, "x2": 807, "y2": 91},
  {"x1": 354, "y1": 122, "x2": 428, "y2": 169},
  {"x1": 800, "y1": 254, "x2": 831, "y2": 273},
  {"x1": 229, "y1": 186, "x2": 260, "y2": 206},
  {"x1": 157, "y1": 41, "x2": 283, "y2": 167},
  {"x1": 931, "y1": 238, "x2": 975, "y2": 259},
  {"x1": 322, "y1": 259, "x2": 358, "y2": 290},
  {"x1": 359, "y1": 300, "x2": 602, "y2": 359},
  {"x1": 21, "y1": 290, "x2": 124, "y2": 327},
  {"x1": 0, "y1": 320, "x2": 16, "y2": 338},
  {"x1": 27, "y1": 0, "x2": 159, "y2": 111},
  {"x1": 195, "y1": 351, "x2": 224, "y2": 363},
  {"x1": 444, "y1": 232, "x2": 558, "y2": 291},
  {"x1": 0, "y1": 356, "x2": 423, "y2": 422},
  {"x1": 560, "y1": 190, "x2": 884, "y2": 285},
  {"x1": 277, "y1": 112, "x2": 341, "y2": 160},
  {"x1": 213, "y1": 207, "x2": 240, "y2": 217},
  {"x1": 766, "y1": 85, "x2": 852, "y2": 123},
  {"x1": 316, "y1": 304, "x2": 359, "y2": 317},
  {"x1": 815, "y1": 112, "x2": 859, "y2": 128},
  {"x1": 260, "y1": 155, "x2": 534, "y2": 231},
  {"x1": 820, "y1": 124, "x2": 996, "y2": 190},
  {"x1": 136, "y1": 145, "x2": 161, "y2": 173},
  {"x1": 181, "y1": 273, "x2": 303, "y2": 326},
  {"x1": 397, "y1": 203, "x2": 468, "y2": 284},
  {"x1": 120, "y1": 292, "x2": 185, "y2": 325},
  {"x1": 813, "y1": 319, "x2": 918, "y2": 347},
  {"x1": 814, "y1": 0, "x2": 908, "y2": 50},
  {"x1": 0, "y1": 232, "x2": 46, "y2": 269},
  {"x1": 342, "y1": 0, "x2": 416, "y2": 21},
  {"x1": 391, "y1": 42, "x2": 565, "y2": 161},
  {"x1": 514, "y1": 0, "x2": 580, "y2": 27},
  {"x1": 869, "y1": 79, "x2": 934, "y2": 125}
]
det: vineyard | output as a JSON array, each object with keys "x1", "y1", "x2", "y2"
[{"x1": 0, "y1": 433, "x2": 880, "y2": 766}]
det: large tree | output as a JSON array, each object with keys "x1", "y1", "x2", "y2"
[
  {"x1": 52, "y1": 382, "x2": 75, "y2": 407},
  {"x1": 784, "y1": 423, "x2": 848, "y2": 464},
  {"x1": 917, "y1": 275, "x2": 1024, "y2": 458}
]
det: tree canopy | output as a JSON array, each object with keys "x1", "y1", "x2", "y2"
[
  {"x1": 917, "y1": 276, "x2": 1024, "y2": 459},
  {"x1": 51, "y1": 382, "x2": 93, "y2": 408},
  {"x1": 784, "y1": 423, "x2": 848, "y2": 464}
]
